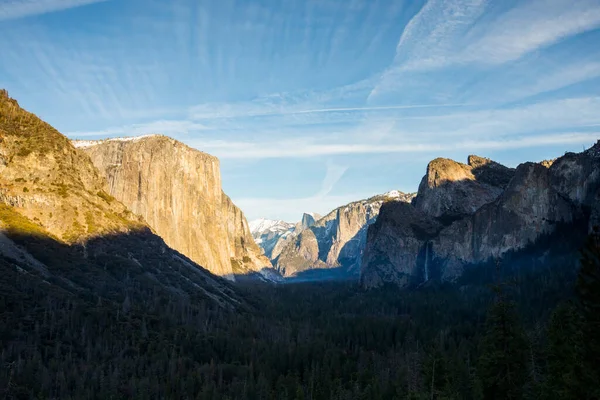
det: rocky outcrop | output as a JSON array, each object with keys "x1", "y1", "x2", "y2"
[
  {"x1": 276, "y1": 192, "x2": 416, "y2": 278},
  {"x1": 74, "y1": 136, "x2": 271, "y2": 279},
  {"x1": 361, "y1": 146, "x2": 600, "y2": 288},
  {"x1": 297, "y1": 213, "x2": 321, "y2": 231},
  {"x1": 413, "y1": 156, "x2": 514, "y2": 222}
]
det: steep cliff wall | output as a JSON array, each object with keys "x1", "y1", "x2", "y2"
[
  {"x1": 74, "y1": 136, "x2": 271, "y2": 279},
  {"x1": 361, "y1": 201, "x2": 443, "y2": 288},
  {"x1": 361, "y1": 146, "x2": 600, "y2": 288}
]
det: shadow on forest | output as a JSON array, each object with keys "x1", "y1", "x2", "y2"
[{"x1": 0, "y1": 227, "x2": 243, "y2": 311}]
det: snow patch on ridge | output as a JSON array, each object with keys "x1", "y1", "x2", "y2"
[
  {"x1": 249, "y1": 218, "x2": 294, "y2": 235},
  {"x1": 72, "y1": 134, "x2": 161, "y2": 148},
  {"x1": 384, "y1": 190, "x2": 402, "y2": 198}
]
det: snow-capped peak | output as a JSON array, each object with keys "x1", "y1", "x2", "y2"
[
  {"x1": 249, "y1": 218, "x2": 294, "y2": 235},
  {"x1": 382, "y1": 190, "x2": 416, "y2": 203},
  {"x1": 384, "y1": 190, "x2": 402, "y2": 198}
]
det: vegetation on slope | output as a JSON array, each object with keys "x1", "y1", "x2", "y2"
[
  {"x1": 1, "y1": 227, "x2": 598, "y2": 399},
  {"x1": 0, "y1": 89, "x2": 144, "y2": 243}
]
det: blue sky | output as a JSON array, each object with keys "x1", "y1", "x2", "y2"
[{"x1": 1, "y1": 0, "x2": 600, "y2": 222}]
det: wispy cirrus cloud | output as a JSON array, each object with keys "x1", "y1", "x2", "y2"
[
  {"x1": 0, "y1": 0, "x2": 109, "y2": 21},
  {"x1": 370, "y1": 0, "x2": 600, "y2": 101},
  {"x1": 190, "y1": 100, "x2": 469, "y2": 121},
  {"x1": 462, "y1": 0, "x2": 600, "y2": 66},
  {"x1": 317, "y1": 160, "x2": 348, "y2": 197},
  {"x1": 186, "y1": 132, "x2": 599, "y2": 160},
  {"x1": 400, "y1": 0, "x2": 600, "y2": 71},
  {"x1": 68, "y1": 96, "x2": 600, "y2": 159}
]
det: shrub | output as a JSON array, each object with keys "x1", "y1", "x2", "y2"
[{"x1": 97, "y1": 190, "x2": 114, "y2": 203}]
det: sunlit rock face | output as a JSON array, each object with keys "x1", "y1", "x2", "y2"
[
  {"x1": 361, "y1": 144, "x2": 600, "y2": 288},
  {"x1": 75, "y1": 135, "x2": 271, "y2": 279},
  {"x1": 276, "y1": 192, "x2": 415, "y2": 279},
  {"x1": 413, "y1": 156, "x2": 514, "y2": 222},
  {"x1": 0, "y1": 90, "x2": 144, "y2": 243}
]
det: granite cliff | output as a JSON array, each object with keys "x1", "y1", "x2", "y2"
[
  {"x1": 361, "y1": 145, "x2": 600, "y2": 288},
  {"x1": 0, "y1": 90, "x2": 243, "y2": 308},
  {"x1": 74, "y1": 135, "x2": 271, "y2": 279},
  {"x1": 276, "y1": 191, "x2": 415, "y2": 279}
]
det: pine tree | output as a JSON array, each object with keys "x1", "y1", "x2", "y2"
[
  {"x1": 575, "y1": 227, "x2": 600, "y2": 399},
  {"x1": 543, "y1": 302, "x2": 586, "y2": 399},
  {"x1": 477, "y1": 261, "x2": 528, "y2": 400}
]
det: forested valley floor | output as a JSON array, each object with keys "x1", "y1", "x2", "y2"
[{"x1": 1, "y1": 231, "x2": 599, "y2": 400}]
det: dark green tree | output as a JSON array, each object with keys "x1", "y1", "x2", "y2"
[
  {"x1": 477, "y1": 263, "x2": 529, "y2": 400},
  {"x1": 575, "y1": 227, "x2": 600, "y2": 398},
  {"x1": 542, "y1": 302, "x2": 586, "y2": 399}
]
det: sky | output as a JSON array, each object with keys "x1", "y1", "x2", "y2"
[{"x1": 1, "y1": 0, "x2": 600, "y2": 222}]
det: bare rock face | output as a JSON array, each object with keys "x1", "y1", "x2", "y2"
[
  {"x1": 74, "y1": 136, "x2": 271, "y2": 279},
  {"x1": 548, "y1": 143, "x2": 600, "y2": 233},
  {"x1": 549, "y1": 145, "x2": 600, "y2": 207},
  {"x1": 467, "y1": 155, "x2": 515, "y2": 188},
  {"x1": 413, "y1": 157, "x2": 513, "y2": 221},
  {"x1": 297, "y1": 212, "x2": 321, "y2": 231},
  {"x1": 432, "y1": 162, "x2": 577, "y2": 278},
  {"x1": 361, "y1": 201, "x2": 443, "y2": 288},
  {"x1": 361, "y1": 145, "x2": 600, "y2": 288},
  {"x1": 222, "y1": 193, "x2": 272, "y2": 275},
  {"x1": 277, "y1": 192, "x2": 415, "y2": 278}
]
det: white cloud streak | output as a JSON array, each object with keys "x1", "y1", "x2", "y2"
[
  {"x1": 318, "y1": 160, "x2": 348, "y2": 197},
  {"x1": 370, "y1": 0, "x2": 600, "y2": 100},
  {"x1": 190, "y1": 101, "x2": 470, "y2": 120},
  {"x1": 463, "y1": 0, "x2": 600, "y2": 66},
  {"x1": 188, "y1": 132, "x2": 599, "y2": 160},
  {"x1": 0, "y1": 0, "x2": 109, "y2": 21}
]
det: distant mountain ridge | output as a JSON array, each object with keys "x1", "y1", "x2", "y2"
[
  {"x1": 274, "y1": 191, "x2": 416, "y2": 279},
  {"x1": 250, "y1": 218, "x2": 296, "y2": 260}
]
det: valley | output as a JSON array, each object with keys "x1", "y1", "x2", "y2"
[{"x1": 1, "y1": 88, "x2": 599, "y2": 399}]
